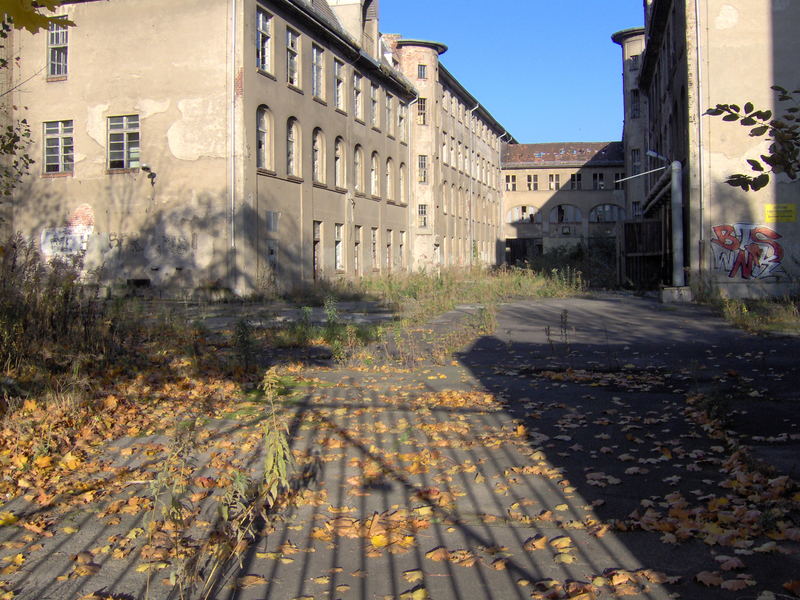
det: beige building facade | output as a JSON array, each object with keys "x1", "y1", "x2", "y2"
[
  {"x1": 623, "y1": 0, "x2": 800, "y2": 298},
  {"x1": 501, "y1": 143, "x2": 626, "y2": 267},
  {"x1": 5, "y1": 0, "x2": 511, "y2": 295},
  {"x1": 389, "y1": 39, "x2": 511, "y2": 270}
]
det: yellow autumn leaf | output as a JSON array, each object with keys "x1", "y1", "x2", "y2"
[
  {"x1": 33, "y1": 455, "x2": 52, "y2": 469},
  {"x1": 135, "y1": 562, "x2": 169, "y2": 573},
  {"x1": 237, "y1": 575, "x2": 268, "y2": 587},
  {"x1": 371, "y1": 533, "x2": 390, "y2": 548},
  {"x1": 72, "y1": 563, "x2": 100, "y2": 577},
  {"x1": 554, "y1": 503, "x2": 569, "y2": 511},
  {"x1": 0, "y1": 512, "x2": 19, "y2": 526},
  {"x1": 425, "y1": 546, "x2": 450, "y2": 562},
  {"x1": 553, "y1": 552, "x2": 576, "y2": 564},
  {"x1": 549, "y1": 536, "x2": 572, "y2": 549},
  {"x1": 60, "y1": 452, "x2": 82, "y2": 470},
  {"x1": 400, "y1": 586, "x2": 428, "y2": 600},
  {"x1": 62, "y1": 526, "x2": 78, "y2": 534},
  {"x1": 403, "y1": 569, "x2": 424, "y2": 583},
  {"x1": 312, "y1": 576, "x2": 330, "y2": 584}
]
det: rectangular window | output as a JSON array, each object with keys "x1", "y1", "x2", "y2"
[
  {"x1": 631, "y1": 148, "x2": 641, "y2": 175},
  {"x1": 286, "y1": 28, "x2": 300, "y2": 87},
  {"x1": 312, "y1": 44, "x2": 324, "y2": 98},
  {"x1": 399, "y1": 231, "x2": 405, "y2": 268},
  {"x1": 417, "y1": 155, "x2": 428, "y2": 183},
  {"x1": 353, "y1": 72, "x2": 363, "y2": 120},
  {"x1": 398, "y1": 102, "x2": 407, "y2": 141},
  {"x1": 504, "y1": 174, "x2": 516, "y2": 191},
  {"x1": 593, "y1": 172, "x2": 605, "y2": 190},
  {"x1": 629, "y1": 54, "x2": 640, "y2": 71},
  {"x1": 417, "y1": 98, "x2": 427, "y2": 125},
  {"x1": 266, "y1": 210, "x2": 279, "y2": 232},
  {"x1": 417, "y1": 64, "x2": 427, "y2": 79},
  {"x1": 354, "y1": 225, "x2": 362, "y2": 275},
  {"x1": 614, "y1": 173, "x2": 624, "y2": 190},
  {"x1": 256, "y1": 7, "x2": 272, "y2": 72},
  {"x1": 527, "y1": 174, "x2": 538, "y2": 191},
  {"x1": 418, "y1": 204, "x2": 428, "y2": 228},
  {"x1": 334, "y1": 223, "x2": 344, "y2": 271},
  {"x1": 570, "y1": 173, "x2": 581, "y2": 190},
  {"x1": 312, "y1": 220, "x2": 322, "y2": 279},
  {"x1": 47, "y1": 18, "x2": 68, "y2": 77},
  {"x1": 370, "y1": 83, "x2": 379, "y2": 127},
  {"x1": 386, "y1": 229, "x2": 392, "y2": 271},
  {"x1": 334, "y1": 59, "x2": 345, "y2": 111},
  {"x1": 385, "y1": 93, "x2": 394, "y2": 136},
  {"x1": 43, "y1": 120, "x2": 74, "y2": 174},
  {"x1": 632, "y1": 201, "x2": 642, "y2": 219},
  {"x1": 631, "y1": 89, "x2": 641, "y2": 119},
  {"x1": 371, "y1": 227, "x2": 378, "y2": 269},
  {"x1": 108, "y1": 115, "x2": 140, "y2": 170},
  {"x1": 548, "y1": 173, "x2": 560, "y2": 190}
]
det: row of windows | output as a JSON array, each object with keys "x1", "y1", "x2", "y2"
[
  {"x1": 440, "y1": 90, "x2": 499, "y2": 150},
  {"x1": 506, "y1": 203, "x2": 627, "y2": 224},
  {"x1": 440, "y1": 134, "x2": 497, "y2": 186},
  {"x1": 310, "y1": 222, "x2": 406, "y2": 275},
  {"x1": 43, "y1": 115, "x2": 140, "y2": 174},
  {"x1": 256, "y1": 107, "x2": 407, "y2": 201},
  {"x1": 504, "y1": 172, "x2": 626, "y2": 192},
  {"x1": 256, "y1": 5, "x2": 407, "y2": 137}
]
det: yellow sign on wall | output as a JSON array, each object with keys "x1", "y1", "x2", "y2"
[{"x1": 764, "y1": 204, "x2": 797, "y2": 223}]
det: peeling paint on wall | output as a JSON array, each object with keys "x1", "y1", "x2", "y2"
[
  {"x1": 135, "y1": 98, "x2": 171, "y2": 119},
  {"x1": 167, "y1": 96, "x2": 227, "y2": 160},
  {"x1": 711, "y1": 223, "x2": 785, "y2": 280},
  {"x1": 714, "y1": 5, "x2": 739, "y2": 30},
  {"x1": 86, "y1": 104, "x2": 110, "y2": 147}
]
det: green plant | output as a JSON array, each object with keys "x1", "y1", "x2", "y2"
[
  {"x1": 233, "y1": 318, "x2": 256, "y2": 371},
  {"x1": 705, "y1": 86, "x2": 800, "y2": 191}
]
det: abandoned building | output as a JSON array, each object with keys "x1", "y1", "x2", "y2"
[{"x1": 3, "y1": 0, "x2": 511, "y2": 295}]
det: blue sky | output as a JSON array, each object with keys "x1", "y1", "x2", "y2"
[{"x1": 381, "y1": 0, "x2": 644, "y2": 144}]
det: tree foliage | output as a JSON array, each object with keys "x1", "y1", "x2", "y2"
[
  {"x1": 2, "y1": 0, "x2": 74, "y2": 33},
  {"x1": 706, "y1": 86, "x2": 800, "y2": 191}
]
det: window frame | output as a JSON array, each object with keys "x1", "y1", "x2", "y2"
[
  {"x1": 107, "y1": 114, "x2": 140, "y2": 171},
  {"x1": 47, "y1": 17, "x2": 68, "y2": 78},
  {"x1": 311, "y1": 44, "x2": 325, "y2": 99},
  {"x1": 256, "y1": 7, "x2": 272, "y2": 73},
  {"x1": 256, "y1": 105, "x2": 273, "y2": 171},
  {"x1": 312, "y1": 128, "x2": 325, "y2": 184},
  {"x1": 286, "y1": 117, "x2": 300, "y2": 177},
  {"x1": 353, "y1": 72, "x2": 363, "y2": 120},
  {"x1": 417, "y1": 154, "x2": 428, "y2": 184},
  {"x1": 43, "y1": 119, "x2": 74, "y2": 174},
  {"x1": 334, "y1": 59, "x2": 345, "y2": 111},
  {"x1": 286, "y1": 27, "x2": 300, "y2": 88}
]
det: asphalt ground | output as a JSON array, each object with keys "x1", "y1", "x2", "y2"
[{"x1": 1, "y1": 293, "x2": 798, "y2": 600}]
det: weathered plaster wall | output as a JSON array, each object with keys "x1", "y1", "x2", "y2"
[{"x1": 11, "y1": 0, "x2": 231, "y2": 291}]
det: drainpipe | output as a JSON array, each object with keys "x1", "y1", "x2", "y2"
[
  {"x1": 229, "y1": 0, "x2": 237, "y2": 285},
  {"x1": 694, "y1": 0, "x2": 706, "y2": 277},
  {"x1": 671, "y1": 160, "x2": 685, "y2": 287}
]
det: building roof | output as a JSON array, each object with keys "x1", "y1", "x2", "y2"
[{"x1": 502, "y1": 142, "x2": 624, "y2": 168}]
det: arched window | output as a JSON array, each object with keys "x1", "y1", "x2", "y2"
[
  {"x1": 334, "y1": 137, "x2": 345, "y2": 188},
  {"x1": 589, "y1": 204, "x2": 626, "y2": 223},
  {"x1": 506, "y1": 205, "x2": 540, "y2": 224},
  {"x1": 256, "y1": 106, "x2": 273, "y2": 170},
  {"x1": 385, "y1": 158, "x2": 394, "y2": 201},
  {"x1": 399, "y1": 163, "x2": 407, "y2": 204},
  {"x1": 286, "y1": 117, "x2": 300, "y2": 176},
  {"x1": 370, "y1": 152, "x2": 379, "y2": 197},
  {"x1": 312, "y1": 128, "x2": 325, "y2": 184},
  {"x1": 354, "y1": 145, "x2": 364, "y2": 193},
  {"x1": 549, "y1": 204, "x2": 582, "y2": 224}
]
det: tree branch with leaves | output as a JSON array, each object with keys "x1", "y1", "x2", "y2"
[{"x1": 705, "y1": 86, "x2": 799, "y2": 191}]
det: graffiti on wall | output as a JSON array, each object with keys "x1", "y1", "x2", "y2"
[
  {"x1": 40, "y1": 204, "x2": 96, "y2": 259},
  {"x1": 711, "y1": 223, "x2": 785, "y2": 280}
]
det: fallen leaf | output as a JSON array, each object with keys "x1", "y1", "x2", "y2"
[
  {"x1": 237, "y1": 575, "x2": 268, "y2": 587},
  {"x1": 695, "y1": 571, "x2": 723, "y2": 587},
  {"x1": 403, "y1": 569, "x2": 424, "y2": 583}
]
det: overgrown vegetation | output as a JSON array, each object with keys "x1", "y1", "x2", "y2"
[{"x1": 718, "y1": 296, "x2": 800, "y2": 334}]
